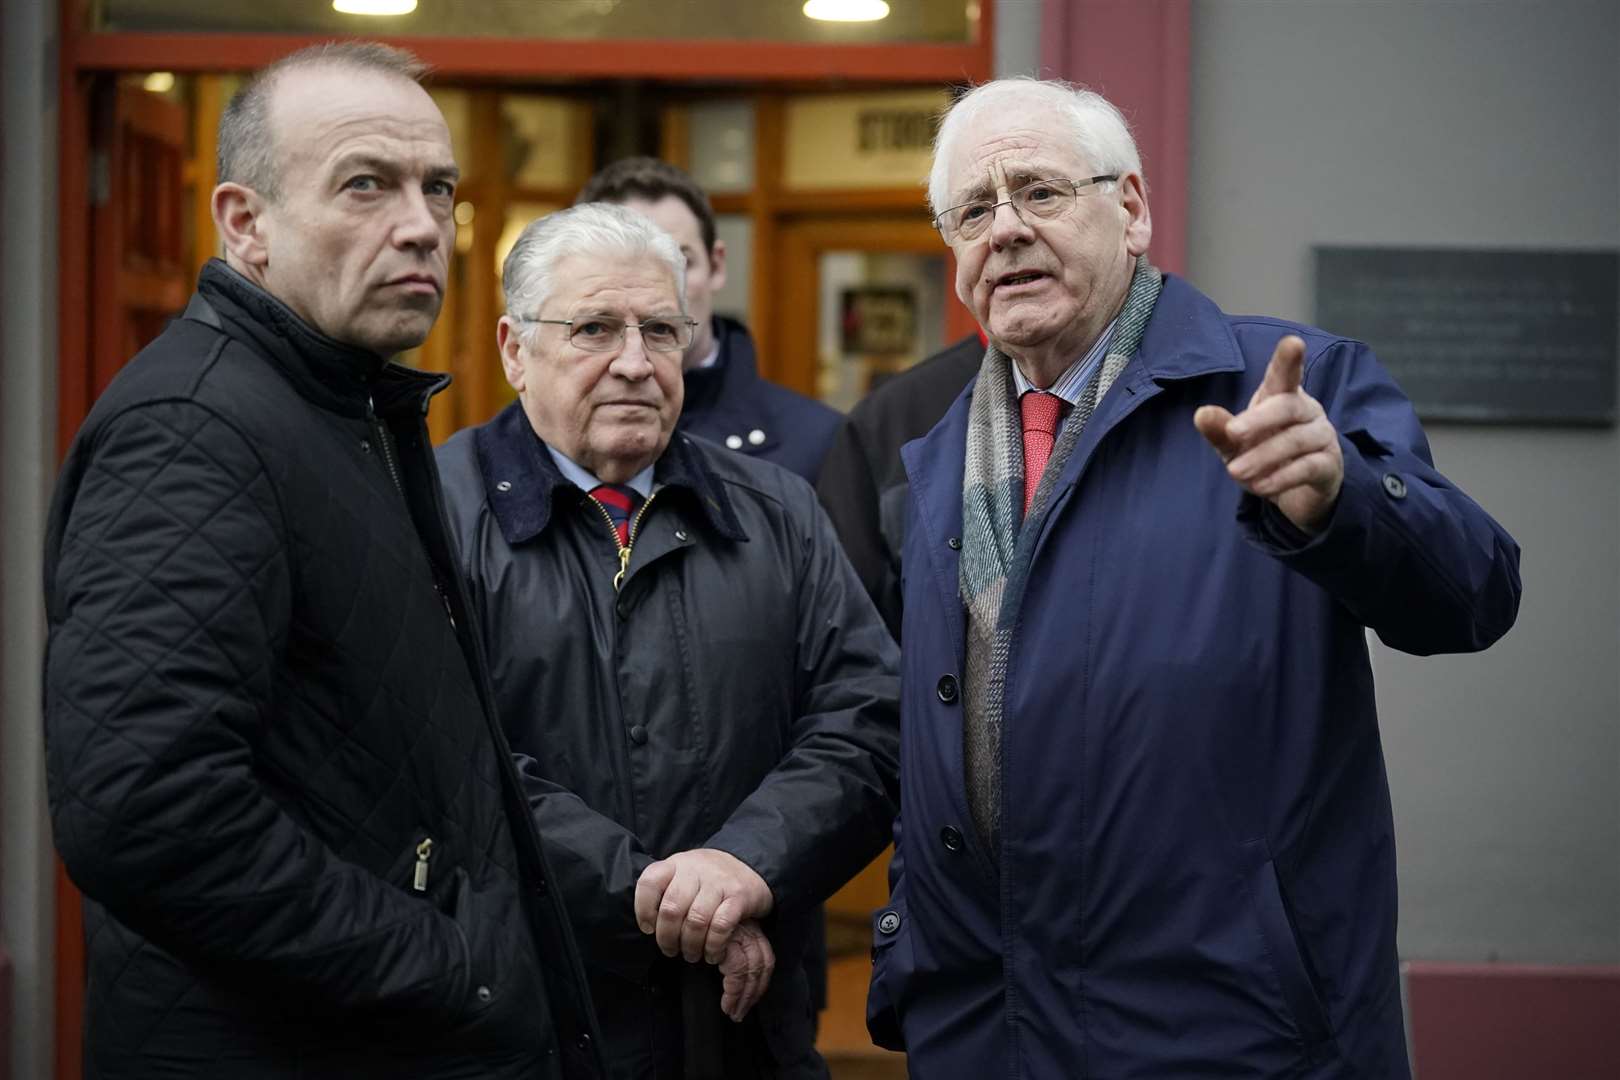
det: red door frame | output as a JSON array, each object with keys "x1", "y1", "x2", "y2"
[{"x1": 52, "y1": 3, "x2": 992, "y2": 1075}]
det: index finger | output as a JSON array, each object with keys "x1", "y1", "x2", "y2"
[
  {"x1": 1256, "y1": 334, "x2": 1307, "y2": 401},
  {"x1": 634, "y1": 860, "x2": 675, "y2": 935}
]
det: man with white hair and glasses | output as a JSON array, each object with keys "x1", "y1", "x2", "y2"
[
  {"x1": 436, "y1": 203, "x2": 900, "y2": 1079},
  {"x1": 866, "y1": 77, "x2": 1521, "y2": 1077}
]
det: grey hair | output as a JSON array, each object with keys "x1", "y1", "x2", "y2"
[
  {"x1": 217, "y1": 41, "x2": 429, "y2": 200},
  {"x1": 502, "y1": 202, "x2": 688, "y2": 328},
  {"x1": 927, "y1": 77, "x2": 1144, "y2": 216}
]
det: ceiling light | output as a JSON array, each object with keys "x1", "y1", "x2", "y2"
[
  {"x1": 803, "y1": 0, "x2": 890, "y2": 22},
  {"x1": 142, "y1": 72, "x2": 176, "y2": 94},
  {"x1": 332, "y1": 0, "x2": 418, "y2": 15}
]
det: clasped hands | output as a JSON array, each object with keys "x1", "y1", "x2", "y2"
[
  {"x1": 1194, "y1": 334, "x2": 1343, "y2": 533},
  {"x1": 634, "y1": 848, "x2": 776, "y2": 1023}
]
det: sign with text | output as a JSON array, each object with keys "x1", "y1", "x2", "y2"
[
  {"x1": 784, "y1": 89, "x2": 949, "y2": 190},
  {"x1": 1315, "y1": 247, "x2": 1618, "y2": 425}
]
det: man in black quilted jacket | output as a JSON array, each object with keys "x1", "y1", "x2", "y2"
[{"x1": 42, "y1": 43, "x2": 604, "y2": 1079}]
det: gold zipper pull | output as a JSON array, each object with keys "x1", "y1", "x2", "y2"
[
  {"x1": 613, "y1": 546, "x2": 631, "y2": 592},
  {"x1": 413, "y1": 837, "x2": 433, "y2": 892}
]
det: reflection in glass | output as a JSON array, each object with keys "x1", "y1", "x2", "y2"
[
  {"x1": 502, "y1": 97, "x2": 588, "y2": 191},
  {"x1": 712, "y1": 215, "x2": 752, "y2": 326},
  {"x1": 496, "y1": 202, "x2": 563, "y2": 285},
  {"x1": 817, "y1": 251, "x2": 945, "y2": 412},
  {"x1": 686, "y1": 101, "x2": 755, "y2": 194}
]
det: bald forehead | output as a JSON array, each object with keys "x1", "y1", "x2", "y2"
[{"x1": 265, "y1": 64, "x2": 448, "y2": 159}]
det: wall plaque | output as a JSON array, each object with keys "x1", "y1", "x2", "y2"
[{"x1": 1314, "y1": 247, "x2": 1617, "y2": 425}]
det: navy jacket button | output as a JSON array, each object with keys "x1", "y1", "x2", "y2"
[
  {"x1": 878, "y1": 910, "x2": 901, "y2": 934},
  {"x1": 940, "y1": 826, "x2": 964, "y2": 852},
  {"x1": 1382, "y1": 473, "x2": 1407, "y2": 499},
  {"x1": 936, "y1": 674, "x2": 959, "y2": 703},
  {"x1": 629, "y1": 725, "x2": 648, "y2": 745}
]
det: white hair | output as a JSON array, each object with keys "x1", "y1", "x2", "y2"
[
  {"x1": 502, "y1": 202, "x2": 688, "y2": 325},
  {"x1": 927, "y1": 77, "x2": 1145, "y2": 216}
]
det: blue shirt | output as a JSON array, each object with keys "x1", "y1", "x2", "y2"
[
  {"x1": 1010, "y1": 318, "x2": 1117, "y2": 406},
  {"x1": 545, "y1": 445, "x2": 655, "y2": 500}
]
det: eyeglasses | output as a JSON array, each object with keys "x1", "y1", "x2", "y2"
[
  {"x1": 518, "y1": 313, "x2": 698, "y2": 353},
  {"x1": 933, "y1": 175, "x2": 1119, "y2": 244}
]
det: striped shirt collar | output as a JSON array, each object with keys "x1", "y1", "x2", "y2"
[{"x1": 1010, "y1": 317, "x2": 1118, "y2": 405}]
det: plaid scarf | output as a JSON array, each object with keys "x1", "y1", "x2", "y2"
[{"x1": 959, "y1": 257, "x2": 1163, "y2": 856}]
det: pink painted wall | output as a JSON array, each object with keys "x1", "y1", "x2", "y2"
[
  {"x1": 1406, "y1": 963, "x2": 1620, "y2": 1078},
  {"x1": 1040, "y1": 0, "x2": 1190, "y2": 276}
]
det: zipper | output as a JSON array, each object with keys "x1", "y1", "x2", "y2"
[
  {"x1": 368, "y1": 393, "x2": 456, "y2": 626},
  {"x1": 366, "y1": 394, "x2": 405, "y2": 498},
  {"x1": 586, "y1": 489, "x2": 658, "y2": 592},
  {"x1": 413, "y1": 837, "x2": 433, "y2": 892}
]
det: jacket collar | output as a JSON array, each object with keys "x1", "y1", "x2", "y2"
[
  {"x1": 193, "y1": 259, "x2": 447, "y2": 419},
  {"x1": 1126, "y1": 273, "x2": 1247, "y2": 384},
  {"x1": 903, "y1": 273, "x2": 1246, "y2": 532},
  {"x1": 473, "y1": 401, "x2": 749, "y2": 547},
  {"x1": 680, "y1": 316, "x2": 755, "y2": 419}
]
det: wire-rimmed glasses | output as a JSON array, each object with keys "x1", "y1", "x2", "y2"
[
  {"x1": 517, "y1": 313, "x2": 698, "y2": 353},
  {"x1": 933, "y1": 175, "x2": 1119, "y2": 244}
]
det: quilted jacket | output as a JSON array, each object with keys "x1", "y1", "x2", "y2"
[
  {"x1": 43, "y1": 260, "x2": 605, "y2": 1079},
  {"x1": 436, "y1": 407, "x2": 901, "y2": 1078}
]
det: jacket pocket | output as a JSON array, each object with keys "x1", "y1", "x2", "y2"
[
  {"x1": 443, "y1": 867, "x2": 554, "y2": 1058},
  {"x1": 1242, "y1": 840, "x2": 1331, "y2": 1047},
  {"x1": 866, "y1": 897, "x2": 911, "y2": 1052}
]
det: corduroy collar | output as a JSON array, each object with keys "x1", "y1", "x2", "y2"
[{"x1": 472, "y1": 401, "x2": 749, "y2": 547}]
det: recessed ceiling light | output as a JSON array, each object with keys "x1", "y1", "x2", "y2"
[
  {"x1": 803, "y1": 0, "x2": 890, "y2": 22},
  {"x1": 142, "y1": 72, "x2": 176, "y2": 94},
  {"x1": 332, "y1": 0, "x2": 418, "y2": 15}
]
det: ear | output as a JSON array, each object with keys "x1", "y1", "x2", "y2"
[
  {"x1": 1120, "y1": 172, "x2": 1152, "y2": 257},
  {"x1": 706, "y1": 238, "x2": 728, "y2": 292},
  {"x1": 212, "y1": 181, "x2": 272, "y2": 268},
  {"x1": 496, "y1": 317, "x2": 527, "y2": 394}
]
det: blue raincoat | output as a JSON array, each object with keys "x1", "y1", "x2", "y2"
[{"x1": 868, "y1": 275, "x2": 1521, "y2": 1078}]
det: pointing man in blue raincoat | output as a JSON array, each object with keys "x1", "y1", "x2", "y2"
[{"x1": 866, "y1": 77, "x2": 1521, "y2": 1078}]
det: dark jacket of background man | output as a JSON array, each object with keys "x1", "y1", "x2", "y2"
[
  {"x1": 816, "y1": 332, "x2": 983, "y2": 638},
  {"x1": 679, "y1": 314, "x2": 842, "y2": 484},
  {"x1": 42, "y1": 262, "x2": 604, "y2": 1079}
]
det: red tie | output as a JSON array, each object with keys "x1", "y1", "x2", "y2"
[
  {"x1": 589, "y1": 483, "x2": 642, "y2": 547},
  {"x1": 1020, "y1": 391, "x2": 1067, "y2": 514}
]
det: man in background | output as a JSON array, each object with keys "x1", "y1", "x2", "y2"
[
  {"x1": 816, "y1": 332, "x2": 982, "y2": 637},
  {"x1": 578, "y1": 157, "x2": 842, "y2": 485},
  {"x1": 43, "y1": 42, "x2": 602, "y2": 1079}
]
